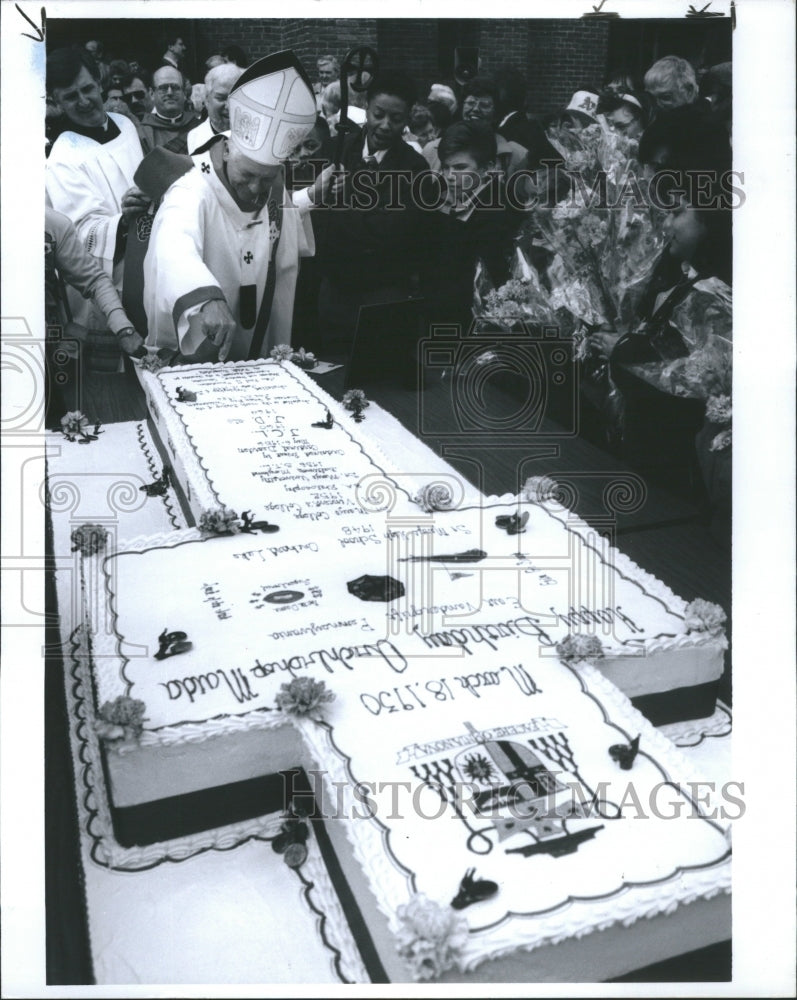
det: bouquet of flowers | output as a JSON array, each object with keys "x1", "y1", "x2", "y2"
[
  {"x1": 473, "y1": 246, "x2": 558, "y2": 331},
  {"x1": 531, "y1": 119, "x2": 666, "y2": 334},
  {"x1": 623, "y1": 276, "x2": 732, "y2": 402}
]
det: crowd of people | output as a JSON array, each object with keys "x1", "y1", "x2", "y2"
[{"x1": 44, "y1": 33, "x2": 734, "y2": 515}]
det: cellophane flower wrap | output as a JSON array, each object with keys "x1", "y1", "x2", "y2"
[
  {"x1": 532, "y1": 120, "x2": 667, "y2": 334},
  {"x1": 473, "y1": 246, "x2": 557, "y2": 331},
  {"x1": 395, "y1": 894, "x2": 469, "y2": 981},
  {"x1": 624, "y1": 276, "x2": 732, "y2": 402}
]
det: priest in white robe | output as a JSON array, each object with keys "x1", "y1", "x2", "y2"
[
  {"x1": 186, "y1": 63, "x2": 243, "y2": 155},
  {"x1": 143, "y1": 51, "x2": 333, "y2": 362},
  {"x1": 45, "y1": 47, "x2": 148, "y2": 329}
]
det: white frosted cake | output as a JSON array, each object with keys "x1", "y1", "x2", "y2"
[
  {"x1": 79, "y1": 505, "x2": 731, "y2": 981},
  {"x1": 71, "y1": 358, "x2": 731, "y2": 981},
  {"x1": 134, "y1": 358, "x2": 727, "y2": 723}
]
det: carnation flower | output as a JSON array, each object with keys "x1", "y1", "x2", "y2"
[
  {"x1": 415, "y1": 483, "x2": 454, "y2": 513},
  {"x1": 705, "y1": 394, "x2": 732, "y2": 425},
  {"x1": 684, "y1": 598, "x2": 727, "y2": 635},
  {"x1": 395, "y1": 894, "x2": 469, "y2": 981},
  {"x1": 198, "y1": 507, "x2": 240, "y2": 535},
  {"x1": 681, "y1": 347, "x2": 732, "y2": 398},
  {"x1": 556, "y1": 633, "x2": 605, "y2": 663},
  {"x1": 577, "y1": 215, "x2": 608, "y2": 248},
  {"x1": 137, "y1": 352, "x2": 170, "y2": 372},
  {"x1": 61, "y1": 411, "x2": 89, "y2": 436},
  {"x1": 275, "y1": 677, "x2": 335, "y2": 716},
  {"x1": 70, "y1": 523, "x2": 109, "y2": 556},
  {"x1": 342, "y1": 389, "x2": 370, "y2": 421},
  {"x1": 270, "y1": 343, "x2": 294, "y2": 362},
  {"x1": 523, "y1": 475, "x2": 558, "y2": 503},
  {"x1": 97, "y1": 695, "x2": 147, "y2": 741}
]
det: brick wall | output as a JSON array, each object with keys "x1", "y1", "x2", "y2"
[
  {"x1": 191, "y1": 17, "x2": 610, "y2": 115},
  {"x1": 192, "y1": 19, "x2": 283, "y2": 65},
  {"x1": 525, "y1": 20, "x2": 611, "y2": 115}
]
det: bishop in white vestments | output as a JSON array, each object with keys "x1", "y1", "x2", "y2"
[{"x1": 143, "y1": 51, "x2": 330, "y2": 363}]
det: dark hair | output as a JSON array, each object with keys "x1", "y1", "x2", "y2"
[
  {"x1": 409, "y1": 104, "x2": 433, "y2": 132},
  {"x1": 691, "y1": 205, "x2": 732, "y2": 284},
  {"x1": 495, "y1": 66, "x2": 527, "y2": 116},
  {"x1": 47, "y1": 47, "x2": 100, "y2": 95},
  {"x1": 462, "y1": 75, "x2": 499, "y2": 106},
  {"x1": 125, "y1": 68, "x2": 151, "y2": 90},
  {"x1": 162, "y1": 32, "x2": 185, "y2": 49},
  {"x1": 597, "y1": 91, "x2": 641, "y2": 116},
  {"x1": 107, "y1": 59, "x2": 132, "y2": 89},
  {"x1": 438, "y1": 120, "x2": 497, "y2": 169},
  {"x1": 366, "y1": 70, "x2": 416, "y2": 110},
  {"x1": 426, "y1": 100, "x2": 453, "y2": 131},
  {"x1": 639, "y1": 106, "x2": 729, "y2": 174},
  {"x1": 603, "y1": 68, "x2": 639, "y2": 94},
  {"x1": 221, "y1": 45, "x2": 248, "y2": 67}
]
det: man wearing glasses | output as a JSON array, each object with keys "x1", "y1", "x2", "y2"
[
  {"x1": 137, "y1": 65, "x2": 200, "y2": 155},
  {"x1": 123, "y1": 74, "x2": 150, "y2": 120}
]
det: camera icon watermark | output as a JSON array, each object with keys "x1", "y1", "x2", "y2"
[{"x1": 418, "y1": 321, "x2": 580, "y2": 442}]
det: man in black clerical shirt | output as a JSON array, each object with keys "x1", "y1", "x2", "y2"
[{"x1": 137, "y1": 65, "x2": 200, "y2": 155}]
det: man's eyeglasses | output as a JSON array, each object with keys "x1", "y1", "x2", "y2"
[
  {"x1": 124, "y1": 90, "x2": 147, "y2": 102},
  {"x1": 154, "y1": 83, "x2": 184, "y2": 94}
]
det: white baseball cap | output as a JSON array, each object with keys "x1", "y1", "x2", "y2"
[{"x1": 565, "y1": 90, "x2": 600, "y2": 122}]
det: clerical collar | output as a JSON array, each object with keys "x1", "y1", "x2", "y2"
[
  {"x1": 61, "y1": 114, "x2": 120, "y2": 145},
  {"x1": 154, "y1": 111, "x2": 185, "y2": 125}
]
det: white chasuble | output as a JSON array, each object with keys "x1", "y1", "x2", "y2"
[{"x1": 142, "y1": 153, "x2": 314, "y2": 361}]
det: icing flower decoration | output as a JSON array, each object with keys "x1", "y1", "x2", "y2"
[
  {"x1": 96, "y1": 695, "x2": 147, "y2": 743},
  {"x1": 61, "y1": 411, "x2": 88, "y2": 436},
  {"x1": 414, "y1": 483, "x2": 454, "y2": 513},
  {"x1": 60, "y1": 411, "x2": 103, "y2": 443},
  {"x1": 684, "y1": 598, "x2": 727, "y2": 635},
  {"x1": 275, "y1": 677, "x2": 335, "y2": 716},
  {"x1": 270, "y1": 343, "x2": 294, "y2": 362},
  {"x1": 395, "y1": 893, "x2": 469, "y2": 981},
  {"x1": 63, "y1": 412, "x2": 103, "y2": 443},
  {"x1": 70, "y1": 523, "x2": 109, "y2": 556},
  {"x1": 556, "y1": 633, "x2": 605, "y2": 663},
  {"x1": 198, "y1": 507, "x2": 241, "y2": 535},
  {"x1": 523, "y1": 475, "x2": 559, "y2": 503},
  {"x1": 342, "y1": 389, "x2": 370, "y2": 422}
]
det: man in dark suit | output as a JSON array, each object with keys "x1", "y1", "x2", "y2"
[{"x1": 314, "y1": 70, "x2": 434, "y2": 351}]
